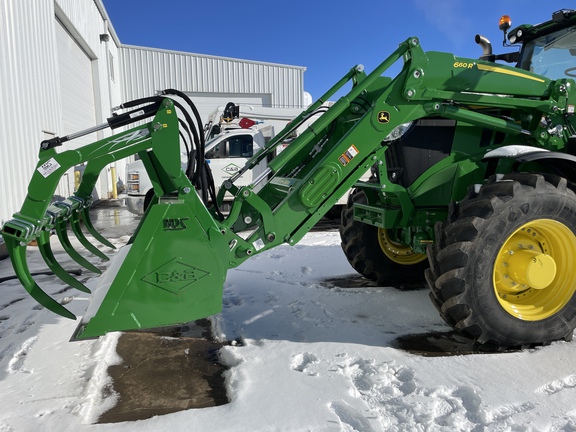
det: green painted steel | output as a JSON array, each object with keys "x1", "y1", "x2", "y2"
[
  {"x1": 75, "y1": 202, "x2": 228, "y2": 339},
  {"x1": 2, "y1": 11, "x2": 576, "y2": 339}
]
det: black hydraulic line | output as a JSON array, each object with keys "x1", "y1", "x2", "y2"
[
  {"x1": 113, "y1": 96, "x2": 164, "y2": 110},
  {"x1": 107, "y1": 98, "x2": 163, "y2": 130},
  {"x1": 161, "y1": 89, "x2": 206, "y2": 174},
  {"x1": 159, "y1": 89, "x2": 222, "y2": 215},
  {"x1": 177, "y1": 118, "x2": 193, "y2": 160},
  {"x1": 112, "y1": 90, "x2": 221, "y2": 214},
  {"x1": 41, "y1": 97, "x2": 166, "y2": 150},
  {"x1": 204, "y1": 161, "x2": 224, "y2": 221},
  {"x1": 159, "y1": 95, "x2": 203, "y2": 180},
  {"x1": 117, "y1": 94, "x2": 201, "y2": 186},
  {"x1": 200, "y1": 168, "x2": 209, "y2": 204}
]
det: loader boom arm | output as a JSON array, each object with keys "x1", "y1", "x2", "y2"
[{"x1": 2, "y1": 37, "x2": 573, "y2": 339}]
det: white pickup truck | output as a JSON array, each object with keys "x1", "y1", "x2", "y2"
[
  {"x1": 125, "y1": 101, "x2": 365, "y2": 215},
  {"x1": 125, "y1": 103, "x2": 303, "y2": 214}
]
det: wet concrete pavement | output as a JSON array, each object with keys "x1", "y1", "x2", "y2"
[
  {"x1": 98, "y1": 323, "x2": 229, "y2": 423},
  {"x1": 88, "y1": 201, "x2": 231, "y2": 423}
]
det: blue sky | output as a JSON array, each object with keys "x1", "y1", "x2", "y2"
[{"x1": 102, "y1": 1, "x2": 572, "y2": 101}]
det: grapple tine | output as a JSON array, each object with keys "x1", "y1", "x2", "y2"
[
  {"x1": 4, "y1": 237, "x2": 76, "y2": 320},
  {"x1": 80, "y1": 207, "x2": 116, "y2": 249},
  {"x1": 55, "y1": 218, "x2": 102, "y2": 274},
  {"x1": 37, "y1": 231, "x2": 91, "y2": 294},
  {"x1": 69, "y1": 206, "x2": 109, "y2": 261}
]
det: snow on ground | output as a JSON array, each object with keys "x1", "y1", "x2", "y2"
[{"x1": 1, "y1": 224, "x2": 576, "y2": 431}]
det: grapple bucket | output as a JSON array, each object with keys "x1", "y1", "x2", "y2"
[
  {"x1": 73, "y1": 202, "x2": 227, "y2": 339},
  {"x1": 1, "y1": 95, "x2": 232, "y2": 339}
]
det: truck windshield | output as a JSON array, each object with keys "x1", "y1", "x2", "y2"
[{"x1": 519, "y1": 27, "x2": 576, "y2": 79}]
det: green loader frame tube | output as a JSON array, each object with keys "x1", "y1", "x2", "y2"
[
  {"x1": 428, "y1": 103, "x2": 529, "y2": 136},
  {"x1": 267, "y1": 39, "x2": 413, "y2": 174},
  {"x1": 238, "y1": 63, "x2": 369, "y2": 177}
]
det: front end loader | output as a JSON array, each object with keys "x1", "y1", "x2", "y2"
[{"x1": 3, "y1": 9, "x2": 576, "y2": 349}]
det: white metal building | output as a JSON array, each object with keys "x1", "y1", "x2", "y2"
[
  {"x1": 121, "y1": 45, "x2": 307, "y2": 121},
  {"x1": 0, "y1": 0, "x2": 306, "y2": 230}
]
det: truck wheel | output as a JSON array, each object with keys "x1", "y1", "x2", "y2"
[
  {"x1": 340, "y1": 189, "x2": 428, "y2": 287},
  {"x1": 427, "y1": 173, "x2": 576, "y2": 349}
]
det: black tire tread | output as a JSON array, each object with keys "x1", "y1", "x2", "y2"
[
  {"x1": 340, "y1": 189, "x2": 428, "y2": 288},
  {"x1": 428, "y1": 173, "x2": 576, "y2": 348}
]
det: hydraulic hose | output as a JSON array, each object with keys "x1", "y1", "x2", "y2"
[
  {"x1": 159, "y1": 89, "x2": 222, "y2": 215},
  {"x1": 161, "y1": 89, "x2": 207, "y2": 181}
]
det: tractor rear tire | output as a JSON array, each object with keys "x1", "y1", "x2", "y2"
[
  {"x1": 427, "y1": 173, "x2": 576, "y2": 349},
  {"x1": 340, "y1": 189, "x2": 428, "y2": 288}
]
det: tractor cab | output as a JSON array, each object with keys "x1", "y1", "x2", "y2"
[
  {"x1": 477, "y1": 9, "x2": 576, "y2": 80},
  {"x1": 512, "y1": 9, "x2": 576, "y2": 79}
]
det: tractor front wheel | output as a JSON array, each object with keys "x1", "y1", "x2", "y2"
[
  {"x1": 427, "y1": 173, "x2": 576, "y2": 349},
  {"x1": 340, "y1": 189, "x2": 428, "y2": 288}
]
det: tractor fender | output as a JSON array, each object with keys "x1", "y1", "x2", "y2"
[{"x1": 483, "y1": 145, "x2": 576, "y2": 182}]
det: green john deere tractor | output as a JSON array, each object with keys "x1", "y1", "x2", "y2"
[{"x1": 2, "y1": 9, "x2": 576, "y2": 350}]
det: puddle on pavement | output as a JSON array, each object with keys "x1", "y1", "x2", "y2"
[
  {"x1": 321, "y1": 274, "x2": 426, "y2": 291},
  {"x1": 97, "y1": 319, "x2": 229, "y2": 424},
  {"x1": 86, "y1": 203, "x2": 141, "y2": 242},
  {"x1": 393, "y1": 331, "x2": 521, "y2": 356},
  {"x1": 321, "y1": 274, "x2": 379, "y2": 288},
  {"x1": 322, "y1": 275, "x2": 520, "y2": 357}
]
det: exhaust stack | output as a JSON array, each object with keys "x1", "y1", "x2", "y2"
[{"x1": 475, "y1": 34, "x2": 494, "y2": 61}]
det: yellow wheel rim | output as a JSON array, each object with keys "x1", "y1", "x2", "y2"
[
  {"x1": 377, "y1": 228, "x2": 427, "y2": 265},
  {"x1": 493, "y1": 219, "x2": 576, "y2": 321}
]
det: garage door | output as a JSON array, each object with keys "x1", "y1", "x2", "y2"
[
  {"x1": 184, "y1": 92, "x2": 271, "y2": 126},
  {"x1": 55, "y1": 19, "x2": 99, "y2": 198},
  {"x1": 56, "y1": 19, "x2": 96, "y2": 147}
]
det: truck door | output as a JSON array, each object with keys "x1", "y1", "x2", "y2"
[{"x1": 205, "y1": 133, "x2": 266, "y2": 191}]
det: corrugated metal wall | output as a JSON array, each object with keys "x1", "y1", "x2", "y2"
[
  {"x1": 0, "y1": 0, "x2": 306, "y2": 226},
  {"x1": 120, "y1": 45, "x2": 307, "y2": 113},
  {"x1": 0, "y1": 0, "x2": 122, "y2": 225},
  {"x1": 0, "y1": 0, "x2": 61, "y2": 225}
]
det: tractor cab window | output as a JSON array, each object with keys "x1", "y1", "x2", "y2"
[
  {"x1": 519, "y1": 28, "x2": 576, "y2": 79},
  {"x1": 205, "y1": 135, "x2": 254, "y2": 159}
]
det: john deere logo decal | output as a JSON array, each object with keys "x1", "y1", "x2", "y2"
[
  {"x1": 378, "y1": 111, "x2": 390, "y2": 123},
  {"x1": 142, "y1": 258, "x2": 210, "y2": 294}
]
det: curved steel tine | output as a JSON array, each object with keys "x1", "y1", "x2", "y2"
[
  {"x1": 80, "y1": 207, "x2": 116, "y2": 249},
  {"x1": 4, "y1": 237, "x2": 76, "y2": 320},
  {"x1": 37, "y1": 231, "x2": 91, "y2": 294},
  {"x1": 55, "y1": 219, "x2": 102, "y2": 274},
  {"x1": 69, "y1": 211, "x2": 109, "y2": 261}
]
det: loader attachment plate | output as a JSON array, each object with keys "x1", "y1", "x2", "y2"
[{"x1": 72, "y1": 203, "x2": 227, "y2": 339}]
